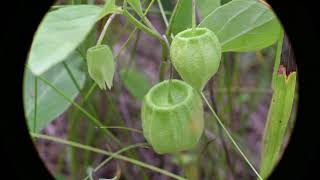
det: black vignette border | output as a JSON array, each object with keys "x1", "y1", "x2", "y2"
[
  {"x1": 0, "y1": 0, "x2": 55, "y2": 179},
  {"x1": 267, "y1": 0, "x2": 320, "y2": 179}
]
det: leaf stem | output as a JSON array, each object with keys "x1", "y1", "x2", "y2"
[
  {"x1": 97, "y1": 14, "x2": 117, "y2": 46},
  {"x1": 192, "y1": 0, "x2": 196, "y2": 31},
  {"x1": 30, "y1": 133, "x2": 186, "y2": 180},
  {"x1": 84, "y1": 143, "x2": 149, "y2": 180},
  {"x1": 37, "y1": 75, "x2": 121, "y2": 145},
  {"x1": 166, "y1": 0, "x2": 183, "y2": 39},
  {"x1": 200, "y1": 92, "x2": 263, "y2": 180},
  {"x1": 157, "y1": 0, "x2": 169, "y2": 27}
]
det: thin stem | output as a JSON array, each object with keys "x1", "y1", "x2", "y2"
[
  {"x1": 97, "y1": 14, "x2": 117, "y2": 46},
  {"x1": 162, "y1": 35, "x2": 173, "y2": 103},
  {"x1": 123, "y1": 10, "x2": 162, "y2": 41},
  {"x1": 63, "y1": 62, "x2": 81, "y2": 93},
  {"x1": 30, "y1": 133, "x2": 186, "y2": 180},
  {"x1": 37, "y1": 75, "x2": 121, "y2": 145},
  {"x1": 51, "y1": 5, "x2": 172, "y2": 15},
  {"x1": 96, "y1": 126, "x2": 143, "y2": 134},
  {"x1": 115, "y1": 0, "x2": 156, "y2": 60},
  {"x1": 166, "y1": 0, "x2": 183, "y2": 39},
  {"x1": 84, "y1": 143, "x2": 149, "y2": 180},
  {"x1": 33, "y1": 76, "x2": 38, "y2": 132},
  {"x1": 83, "y1": 83, "x2": 97, "y2": 102},
  {"x1": 200, "y1": 92, "x2": 263, "y2": 180},
  {"x1": 192, "y1": 0, "x2": 196, "y2": 30},
  {"x1": 208, "y1": 80, "x2": 236, "y2": 179},
  {"x1": 157, "y1": 0, "x2": 169, "y2": 27}
]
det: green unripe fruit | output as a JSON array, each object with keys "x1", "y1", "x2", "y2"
[
  {"x1": 87, "y1": 44, "x2": 115, "y2": 90},
  {"x1": 170, "y1": 27, "x2": 222, "y2": 91},
  {"x1": 141, "y1": 79, "x2": 204, "y2": 154}
]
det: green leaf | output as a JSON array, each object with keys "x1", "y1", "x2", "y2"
[
  {"x1": 120, "y1": 68, "x2": 151, "y2": 101},
  {"x1": 260, "y1": 71, "x2": 297, "y2": 179},
  {"x1": 28, "y1": 5, "x2": 102, "y2": 75},
  {"x1": 198, "y1": 0, "x2": 220, "y2": 19},
  {"x1": 127, "y1": 0, "x2": 143, "y2": 16},
  {"x1": 98, "y1": 0, "x2": 122, "y2": 20},
  {"x1": 24, "y1": 51, "x2": 86, "y2": 132},
  {"x1": 168, "y1": 0, "x2": 192, "y2": 35},
  {"x1": 199, "y1": 0, "x2": 281, "y2": 52}
]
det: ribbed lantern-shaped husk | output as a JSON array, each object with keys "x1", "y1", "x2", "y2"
[
  {"x1": 87, "y1": 44, "x2": 115, "y2": 90},
  {"x1": 141, "y1": 79, "x2": 204, "y2": 154},
  {"x1": 170, "y1": 27, "x2": 222, "y2": 91}
]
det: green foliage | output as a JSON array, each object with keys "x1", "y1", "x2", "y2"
[
  {"x1": 120, "y1": 68, "x2": 152, "y2": 101},
  {"x1": 23, "y1": 0, "x2": 296, "y2": 179},
  {"x1": 127, "y1": 0, "x2": 144, "y2": 16},
  {"x1": 86, "y1": 44, "x2": 115, "y2": 90},
  {"x1": 198, "y1": 0, "x2": 221, "y2": 19},
  {"x1": 27, "y1": 5, "x2": 102, "y2": 75},
  {"x1": 260, "y1": 71, "x2": 296, "y2": 179},
  {"x1": 98, "y1": 0, "x2": 122, "y2": 20},
  {"x1": 199, "y1": 0, "x2": 281, "y2": 52},
  {"x1": 168, "y1": 0, "x2": 192, "y2": 35},
  {"x1": 24, "y1": 51, "x2": 86, "y2": 132},
  {"x1": 260, "y1": 31, "x2": 297, "y2": 179}
]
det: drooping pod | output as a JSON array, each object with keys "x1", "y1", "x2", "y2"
[
  {"x1": 141, "y1": 79, "x2": 204, "y2": 154},
  {"x1": 170, "y1": 27, "x2": 222, "y2": 91},
  {"x1": 86, "y1": 44, "x2": 115, "y2": 90}
]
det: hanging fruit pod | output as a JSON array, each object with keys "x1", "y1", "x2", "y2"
[
  {"x1": 141, "y1": 79, "x2": 204, "y2": 154},
  {"x1": 86, "y1": 44, "x2": 115, "y2": 90},
  {"x1": 170, "y1": 27, "x2": 222, "y2": 91}
]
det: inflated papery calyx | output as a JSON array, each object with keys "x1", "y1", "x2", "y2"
[
  {"x1": 170, "y1": 27, "x2": 222, "y2": 91},
  {"x1": 86, "y1": 44, "x2": 115, "y2": 90},
  {"x1": 141, "y1": 79, "x2": 204, "y2": 154}
]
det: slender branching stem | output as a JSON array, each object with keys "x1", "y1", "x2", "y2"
[
  {"x1": 97, "y1": 14, "x2": 117, "y2": 45},
  {"x1": 200, "y1": 92, "x2": 263, "y2": 180}
]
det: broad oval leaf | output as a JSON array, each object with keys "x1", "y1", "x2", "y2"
[
  {"x1": 199, "y1": 0, "x2": 281, "y2": 52},
  {"x1": 24, "y1": 51, "x2": 86, "y2": 132},
  {"x1": 120, "y1": 68, "x2": 151, "y2": 101},
  {"x1": 169, "y1": 0, "x2": 192, "y2": 35},
  {"x1": 198, "y1": 0, "x2": 221, "y2": 19},
  {"x1": 28, "y1": 5, "x2": 102, "y2": 75}
]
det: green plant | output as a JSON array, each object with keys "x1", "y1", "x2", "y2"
[
  {"x1": 142, "y1": 79, "x2": 204, "y2": 154},
  {"x1": 24, "y1": 0, "x2": 297, "y2": 179},
  {"x1": 87, "y1": 44, "x2": 115, "y2": 90}
]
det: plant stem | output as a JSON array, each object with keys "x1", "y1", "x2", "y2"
[
  {"x1": 97, "y1": 126, "x2": 143, "y2": 134},
  {"x1": 51, "y1": 5, "x2": 172, "y2": 15},
  {"x1": 33, "y1": 76, "x2": 38, "y2": 132},
  {"x1": 97, "y1": 14, "x2": 117, "y2": 46},
  {"x1": 157, "y1": 0, "x2": 169, "y2": 27},
  {"x1": 200, "y1": 92, "x2": 263, "y2": 180},
  {"x1": 84, "y1": 143, "x2": 149, "y2": 180},
  {"x1": 30, "y1": 133, "x2": 187, "y2": 180},
  {"x1": 37, "y1": 75, "x2": 121, "y2": 145},
  {"x1": 208, "y1": 80, "x2": 236, "y2": 179},
  {"x1": 166, "y1": 0, "x2": 183, "y2": 39},
  {"x1": 192, "y1": 0, "x2": 196, "y2": 31}
]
